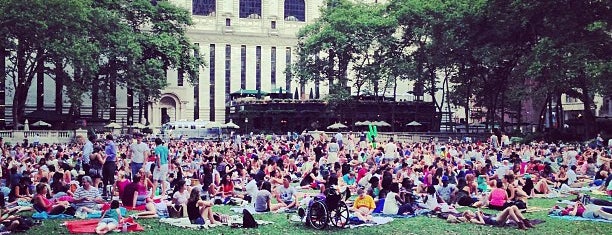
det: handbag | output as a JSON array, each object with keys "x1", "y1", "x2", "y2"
[{"x1": 167, "y1": 204, "x2": 185, "y2": 218}]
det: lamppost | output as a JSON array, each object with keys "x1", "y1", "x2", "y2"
[{"x1": 245, "y1": 117, "x2": 248, "y2": 135}]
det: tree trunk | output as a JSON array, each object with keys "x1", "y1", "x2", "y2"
[
  {"x1": 138, "y1": 94, "x2": 143, "y2": 124},
  {"x1": 548, "y1": 93, "x2": 554, "y2": 131},
  {"x1": 327, "y1": 50, "x2": 334, "y2": 95},
  {"x1": 127, "y1": 88, "x2": 134, "y2": 125},
  {"x1": 537, "y1": 95, "x2": 550, "y2": 132},
  {"x1": 579, "y1": 83, "x2": 596, "y2": 138},
  {"x1": 557, "y1": 94, "x2": 564, "y2": 129},
  {"x1": 12, "y1": 43, "x2": 28, "y2": 129},
  {"x1": 54, "y1": 60, "x2": 64, "y2": 114},
  {"x1": 36, "y1": 54, "x2": 44, "y2": 111},
  {"x1": 500, "y1": 89, "x2": 506, "y2": 132},
  {"x1": 92, "y1": 79, "x2": 98, "y2": 118},
  {"x1": 0, "y1": 47, "x2": 6, "y2": 129},
  {"x1": 465, "y1": 80, "x2": 471, "y2": 134},
  {"x1": 109, "y1": 60, "x2": 117, "y2": 122},
  {"x1": 300, "y1": 82, "x2": 306, "y2": 100}
]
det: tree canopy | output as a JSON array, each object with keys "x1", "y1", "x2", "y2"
[
  {"x1": 293, "y1": 0, "x2": 611, "y2": 136},
  {"x1": 0, "y1": 0, "x2": 203, "y2": 128}
]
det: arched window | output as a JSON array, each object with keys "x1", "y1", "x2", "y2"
[
  {"x1": 193, "y1": 0, "x2": 216, "y2": 16},
  {"x1": 239, "y1": 0, "x2": 262, "y2": 18},
  {"x1": 284, "y1": 0, "x2": 305, "y2": 21}
]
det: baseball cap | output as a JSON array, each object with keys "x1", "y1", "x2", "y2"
[{"x1": 442, "y1": 175, "x2": 449, "y2": 181}]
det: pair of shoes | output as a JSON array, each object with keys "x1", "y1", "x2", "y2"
[
  {"x1": 522, "y1": 219, "x2": 535, "y2": 228},
  {"x1": 129, "y1": 214, "x2": 138, "y2": 219},
  {"x1": 516, "y1": 221, "x2": 528, "y2": 230}
]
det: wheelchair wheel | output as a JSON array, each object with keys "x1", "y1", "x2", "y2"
[
  {"x1": 307, "y1": 200, "x2": 328, "y2": 229},
  {"x1": 329, "y1": 201, "x2": 349, "y2": 228}
]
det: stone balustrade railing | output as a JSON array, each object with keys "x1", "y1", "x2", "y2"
[{"x1": 0, "y1": 129, "x2": 88, "y2": 145}]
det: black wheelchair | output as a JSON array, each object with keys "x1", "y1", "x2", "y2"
[{"x1": 303, "y1": 187, "x2": 350, "y2": 229}]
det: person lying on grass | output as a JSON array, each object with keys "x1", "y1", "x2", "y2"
[
  {"x1": 447, "y1": 205, "x2": 534, "y2": 230},
  {"x1": 96, "y1": 200, "x2": 122, "y2": 234}
]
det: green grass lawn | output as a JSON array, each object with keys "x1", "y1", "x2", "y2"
[{"x1": 26, "y1": 194, "x2": 612, "y2": 235}]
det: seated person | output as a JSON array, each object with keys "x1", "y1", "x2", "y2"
[
  {"x1": 32, "y1": 183, "x2": 75, "y2": 215},
  {"x1": 73, "y1": 176, "x2": 105, "y2": 214},
  {"x1": 419, "y1": 185, "x2": 442, "y2": 211},
  {"x1": 8, "y1": 177, "x2": 32, "y2": 203},
  {"x1": 383, "y1": 183, "x2": 413, "y2": 215},
  {"x1": 114, "y1": 171, "x2": 131, "y2": 198},
  {"x1": 488, "y1": 180, "x2": 509, "y2": 210},
  {"x1": 351, "y1": 188, "x2": 375, "y2": 222},
  {"x1": 96, "y1": 200, "x2": 122, "y2": 234},
  {"x1": 254, "y1": 181, "x2": 284, "y2": 213},
  {"x1": 241, "y1": 175, "x2": 259, "y2": 203},
  {"x1": 171, "y1": 180, "x2": 189, "y2": 217},
  {"x1": 121, "y1": 175, "x2": 151, "y2": 208},
  {"x1": 186, "y1": 188, "x2": 222, "y2": 226},
  {"x1": 533, "y1": 173, "x2": 552, "y2": 195},
  {"x1": 220, "y1": 175, "x2": 235, "y2": 203},
  {"x1": 435, "y1": 176, "x2": 457, "y2": 204},
  {"x1": 275, "y1": 176, "x2": 298, "y2": 209},
  {"x1": 448, "y1": 205, "x2": 534, "y2": 230}
]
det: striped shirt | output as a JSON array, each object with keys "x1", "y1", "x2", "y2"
[{"x1": 74, "y1": 186, "x2": 101, "y2": 209}]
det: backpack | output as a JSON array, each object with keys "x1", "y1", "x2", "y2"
[{"x1": 242, "y1": 209, "x2": 258, "y2": 228}]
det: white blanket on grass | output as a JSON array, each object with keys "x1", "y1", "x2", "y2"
[
  {"x1": 159, "y1": 217, "x2": 273, "y2": 229},
  {"x1": 348, "y1": 216, "x2": 394, "y2": 229}
]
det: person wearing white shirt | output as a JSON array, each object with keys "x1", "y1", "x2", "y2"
[
  {"x1": 567, "y1": 166, "x2": 578, "y2": 186},
  {"x1": 128, "y1": 134, "x2": 149, "y2": 181},
  {"x1": 334, "y1": 132, "x2": 344, "y2": 149},
  {"x1": 384, "y1": 138, "x2": 397, "y2": 161},
  {"x1": 243, "y1": 175, "x2": 259, "y2": 204}
]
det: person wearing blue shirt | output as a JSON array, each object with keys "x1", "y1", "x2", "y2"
[
  {"x1": 343, "y1": 172, "x2": 356, "y2": 186},
  {"x1": 102, "y1": 135, "x2": 117, "y2": 197},
  {"x1": 153, "y1": 138, "x2": 169, "y2": 198}
]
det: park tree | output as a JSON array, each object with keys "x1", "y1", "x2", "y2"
[
  {"x1": 0, "y1": 0, "x2": 91, "y2": 129},
  {"x1": 518, "y1": 0, "x2": 612, "y2": 136},
  {"x1": 294, "y1": 0, "x2": 396, "y2": 97},
  {"x1": 0, "y1": 0, "x2": 203, "y2": 129}
]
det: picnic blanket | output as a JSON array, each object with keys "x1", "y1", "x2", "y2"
[
  {"x1": 230, "y1": 205, "x2": 265, "y2": 215},
  {"x1": 32, "y1": 212, "x2": 74, "y2": 220},
  {"x1": 524, "y1": 206, "x2": 548, "y2": 213},
  {"x1": 159, "y1": 217, "x2": 274, "y2": 229},
  {"x1": 65, "y1": 218, "x2": 144, "y2": 233},
  {"x1": 372, "y1": 213, "x2": 416, "y2": 218},
  {"x1": 549, "y1": 215, "x2": 612, "y2": 223},
  {"x1": 347, "y1": 216, "x2": 394, "y2": 229}
]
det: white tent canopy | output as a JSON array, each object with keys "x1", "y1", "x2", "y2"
[
  {"x1": 407, "y1": 121, "x2": 422, "y2": 126},
  {"x1": 31, "y1": 120, "x2": 52, "y2": 127},
  {"x1": 105, "y1": 122, "x2": 122, "y2": 128},
  {"x1": 224, "y1": 121, "x2": 240, "y2": 129},
  {"x1": 355, "y1": 120, "x2": 371, "y2": 126},
  {"x1": 372, "y1": 121, "x2": 391, "y2": 127},
  {"x1": 327, "y1": 123, "x2": 348, "y2": 130}
]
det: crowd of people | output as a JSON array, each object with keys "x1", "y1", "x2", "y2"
[{"x1": 0, "y1": 130, "x2": 611, "y2": 233}]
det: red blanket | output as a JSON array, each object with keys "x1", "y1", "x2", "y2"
[{"x1": 66, "y1": 218, "x2": 144, "y2": 234}]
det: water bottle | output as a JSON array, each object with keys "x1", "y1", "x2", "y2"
[{"x1": 122, "y1": 222, "x2": 127, "y2": 232}]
